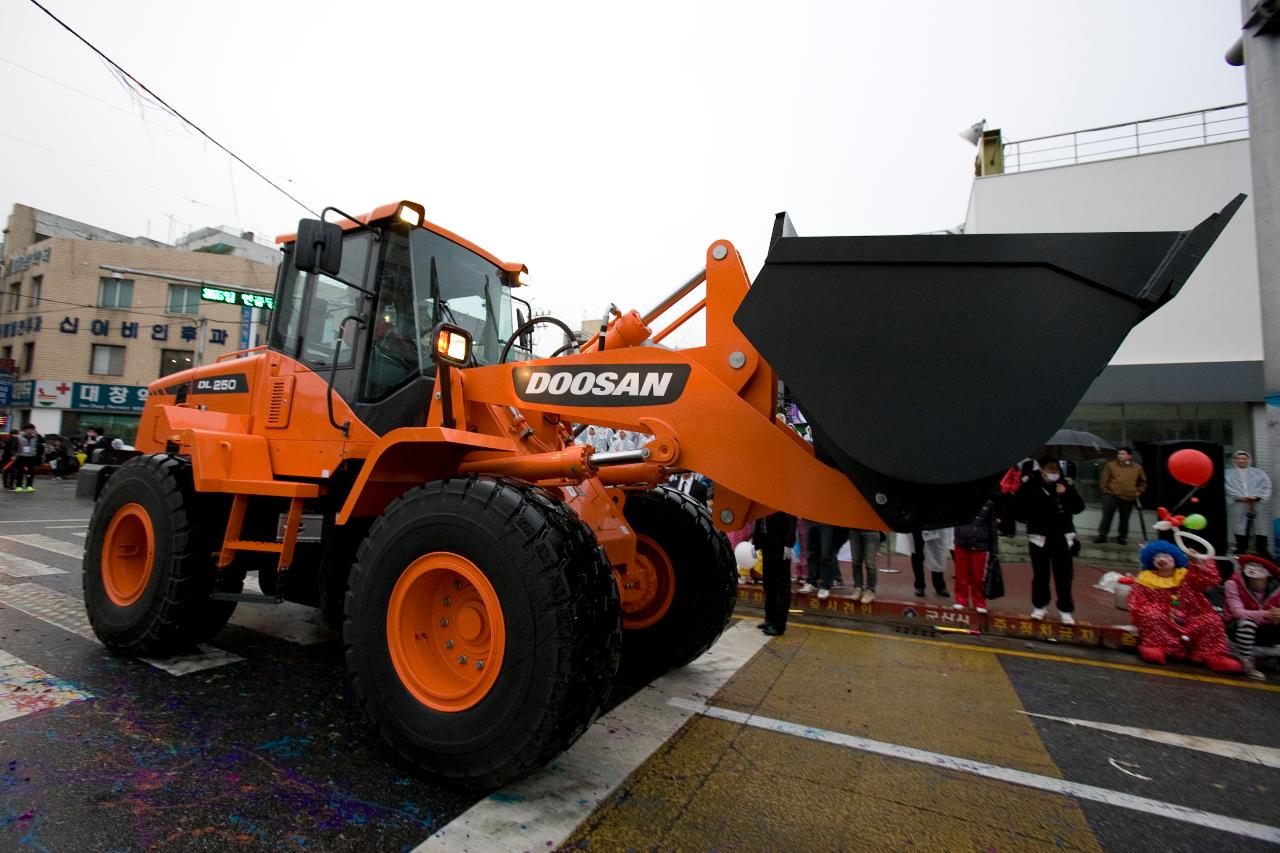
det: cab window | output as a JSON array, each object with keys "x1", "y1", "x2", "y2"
[{"x1": 271, "y1": 232, "x2": 372, "y2": 367}]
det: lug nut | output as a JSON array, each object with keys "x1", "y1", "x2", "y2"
[
  {"x1": 453, "y1": 581, "x2": 462, "y2": 590},
  {"x1": 475, "y1": 661, "x2": 485, "y2": 671},
  {"x1": 439, "y1": 618, "x2": 449, "y2": 627},
  {"x1": 445, "y1": 639, "x2": 455, "y2": 649},
  {"x1": 442, "y1": 597, "x2": 452, "y2": 607},
  {"x1": 457, "y1": 655, "x2": 468, "y2": 665}
]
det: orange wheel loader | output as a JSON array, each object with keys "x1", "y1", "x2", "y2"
[{"x1": 80, "y1": 195, "x2": 1243, "y2": 788}]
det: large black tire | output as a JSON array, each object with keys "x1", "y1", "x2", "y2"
[
  {"x1": 84, "y1": 454, "x2": 244, "y2": 655},
  {"x1": 345, "y1": 475, "x2": 621, "y2": 789},
  {"x1": 620, "y1": 487, "x2": 738, "y2": 674}
]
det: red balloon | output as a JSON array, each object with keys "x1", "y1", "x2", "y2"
[{"x1": 1168, "y1": 448, "x2": 1213, "y2": 487}]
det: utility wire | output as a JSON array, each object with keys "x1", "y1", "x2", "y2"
[
  {"x1": 0, "y1": 54, "x2": 338, "y2": 207},
  {"x1": 27, "y1": 0, "x2": 319, "y2": 218}
]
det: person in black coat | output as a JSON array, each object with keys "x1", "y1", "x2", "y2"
[
  {"x1": 1013, "y1": 457, "x2": 1085, "y2": 624},
  {"x1": 754, "y1": 512, "x2": 797, "y2": 636}
]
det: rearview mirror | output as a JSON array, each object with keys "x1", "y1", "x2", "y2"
[{"x1": 295, "y1": 219, "x2": 343, "y2": 277}]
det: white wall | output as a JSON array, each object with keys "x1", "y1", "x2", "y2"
[{"x1": 964, "y1": 140, "x2": 1259, "y2": 365}]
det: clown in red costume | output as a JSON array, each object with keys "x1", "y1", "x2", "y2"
[{"x1": 1128, "y1": 540, "x2": 1241, "y2": 672}]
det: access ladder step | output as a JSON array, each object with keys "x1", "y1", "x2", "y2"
[
  {"x1": 226, "y1": 540, "x2": 285, "y2": 553},
  {"x1": 210, "y1": 592, "x2": 280, "y2": 604}
]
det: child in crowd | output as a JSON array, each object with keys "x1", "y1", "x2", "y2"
[
  {"x1": 952, "y1": 497, "x2": 997, "y2": 613},
  {"x1": 1225, "y1": 555, "x2": 1280, "y2": 681}
]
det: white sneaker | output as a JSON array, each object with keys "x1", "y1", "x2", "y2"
[
  {"x1": 976, "y1": 606, "x2": 988, "y2": 614},
  {"x1": 817, "y1": 587, "x2": 831, "y2": 600},
  {"x1": 860, "y1": 589, "x2": 876, "y2": 604},
  {"x1": 850, "y1": 587, "x2": 863, "y2": 600},
  {"x1": 1031, "y1": 607, "x2": 1047, "y2": 620},
  {"x1": 798, "y1": 583, "x2": 817, "y2": 594},
  {"x1": 1059, "y1": 612, "x2": 1076, "y2": 626},
  {"x1": 952, "y1": 603, "x2": 965, "y2": 610}
]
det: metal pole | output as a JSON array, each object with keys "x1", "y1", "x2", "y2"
[
  {"x1": 1239, "y1": 0, "x2": 1280, "y2": 550},
  {"x1": 195, "y1": 316, "x2": 208, "y2": 367},
  {"x1": 641, "y1": 269, "x2": 708, "y2": 326}
]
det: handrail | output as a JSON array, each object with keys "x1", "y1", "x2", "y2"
[
  {"x1": 216, "y1": 345, "x2": 270, "y2": 362},
  {"x1": 1001, "y1": 104, "x2": 1249, "y2": 175}
]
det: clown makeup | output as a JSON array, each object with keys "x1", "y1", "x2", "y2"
[{"x1": 1153, "y1": 552, "x2": 1177, "y2": 577}]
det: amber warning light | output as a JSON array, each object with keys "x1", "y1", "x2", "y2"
[
  {"x1": 431, "y1": 323, "x2": 472, "y2": 366},
  {"x1": 200, "y1": 286, "x2": 276, "y2": 311}
]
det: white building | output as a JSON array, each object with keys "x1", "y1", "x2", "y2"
[{"x1": 962, "y1": 104, "x2": 1265, "y2": 510}]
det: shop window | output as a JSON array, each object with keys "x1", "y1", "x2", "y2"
[
  {"x1": 7, "y1": 282, "x2": 20, "y2": 311},
  {"x1": 90, "y1": 344, "x2": 126, "y2": 376},
  {"x1": 21, "y1": 342, "x2": 34, "y2": 373},
  {"x1": 99, "y1": 277, "x2": 134, "y2": 309},
  {"x1": 159, "y1": 349, "x2": 194, "y2": 377},
  {"x1": 167, "y1": 284, "x2": 200, "y2": 315},
  {"x1": 28, "y1": 276, "x2": 41, "y2": 307}
]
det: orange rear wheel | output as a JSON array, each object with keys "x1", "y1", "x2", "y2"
[
  {"x1": 386, "y1": 552, "x2": 505, "y2": 712},
  {"x1": 101, "y1": 502, "x2": 155, "y2": 607}
]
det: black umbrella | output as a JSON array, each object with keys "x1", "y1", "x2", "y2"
[{"x1": 1036, "y1": 428, "x2": 1117, "y2": 462}]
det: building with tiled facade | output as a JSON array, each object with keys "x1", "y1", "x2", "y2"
[{"x1": 0, "y1": 204, "x2": 278, "y2": 441}]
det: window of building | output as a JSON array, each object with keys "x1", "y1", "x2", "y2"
[
  {"x1": 167, "y1": 284, "x2": 200, "y2": 315},
  {"x1": 7, "y1": 282, "x2": 20, "y2": 311},
  {"x1": 90, "y1": 344, "x2": 126, "y2": 376},
  {"x1": 28, "y1": 276, "x2": 41, "y2": 307},
  {"x1": 99, "y1": 277, "x2": 134, "y2": 309},
  {"x1": 159, "y1": 349, "x2": 193, "y2": 377},
  {"x1": 1, "y1": 345, "x2": 11, "y2": 361},
  {"x1": 21, "y1": 342, "x2": 34, "y2": 373}
]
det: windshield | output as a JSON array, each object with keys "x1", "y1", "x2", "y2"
[
  {"x1": 409, "y1": 229, "x2": 513, "y2": 366},
  {"x1": 363, "y1": 228, "x2": 516, "y2": 399}
]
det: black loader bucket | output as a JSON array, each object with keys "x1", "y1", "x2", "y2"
[{"x1": 734, "y1": 195, "x2": 1245, "y2": 531}]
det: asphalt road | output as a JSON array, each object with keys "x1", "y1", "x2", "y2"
[{"x1": 2, "y1": 480, "x2": 1278, "y2": 851}]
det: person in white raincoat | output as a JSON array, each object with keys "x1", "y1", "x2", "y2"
[{"x1": 1226, "y1": 450, "x2": 1272, "y2": 555}]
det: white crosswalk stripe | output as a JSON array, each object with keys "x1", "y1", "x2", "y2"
[
  {"x1": 0, "y1": 552, "x2": 67, "y2": 579},
  {"x1": 0, "y1": 534, "x2": 85, "y2": 559},
  {"x1": 0, "y1": 649, "x2": 92, "y2": 723},
  {"x1": 0, "y1": 582, "x2": 244, "y2": 675}
]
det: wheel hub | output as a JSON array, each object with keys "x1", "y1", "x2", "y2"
[
  {"x1": 618, "y1": 534, "x2": 675, "y2": 630},
  {"x1": 102, "y1": 503, "x2": 155, "y2": 607},
  {"x1": 387, "y1": 552, "x2": 505, "y2": 712}
]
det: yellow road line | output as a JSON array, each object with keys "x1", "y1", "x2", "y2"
[{"x1": 732, "y1": 615, "x2": 1280, "y2": 693}]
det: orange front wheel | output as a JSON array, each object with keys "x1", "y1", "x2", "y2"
[{"x1": 345, "y1": 475, "x2": 620, "y2": 790}]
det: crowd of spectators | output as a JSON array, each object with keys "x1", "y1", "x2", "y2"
[{"x1": 1, "y1": 425, "x2": 128, "y2": 491}]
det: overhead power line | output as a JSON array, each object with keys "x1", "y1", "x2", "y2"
[{"x1": 27, "y1": 0, "x2": 319, "y2": 218}]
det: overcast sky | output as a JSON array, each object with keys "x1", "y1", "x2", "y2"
[{"x1": 0, "y1": 1, "x2": 1248, "y2": 346}]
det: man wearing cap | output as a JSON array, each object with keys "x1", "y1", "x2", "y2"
[{"x1": 1225, "y1": 450, "x2": 1272, "y2": 556}]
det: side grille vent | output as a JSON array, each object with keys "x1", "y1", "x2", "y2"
[{"x1": 265, "y1": 376, "x2": 295, "y2": 428}]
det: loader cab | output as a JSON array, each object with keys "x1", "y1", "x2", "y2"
[{"x1": 270, "y1": 205, "x2": 521, "y2": 435}]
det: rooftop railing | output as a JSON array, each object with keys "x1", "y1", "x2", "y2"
[{"x1": 1001, "y1": 104, "x2": 1249, "y2": 174}]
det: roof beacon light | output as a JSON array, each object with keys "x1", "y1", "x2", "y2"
[
  {"x1": 396, "y1": 201, "x2": 425, "y2": 228},
  {"x1": 431, "y1": 322, "x2": 472, "y2": 366}
]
